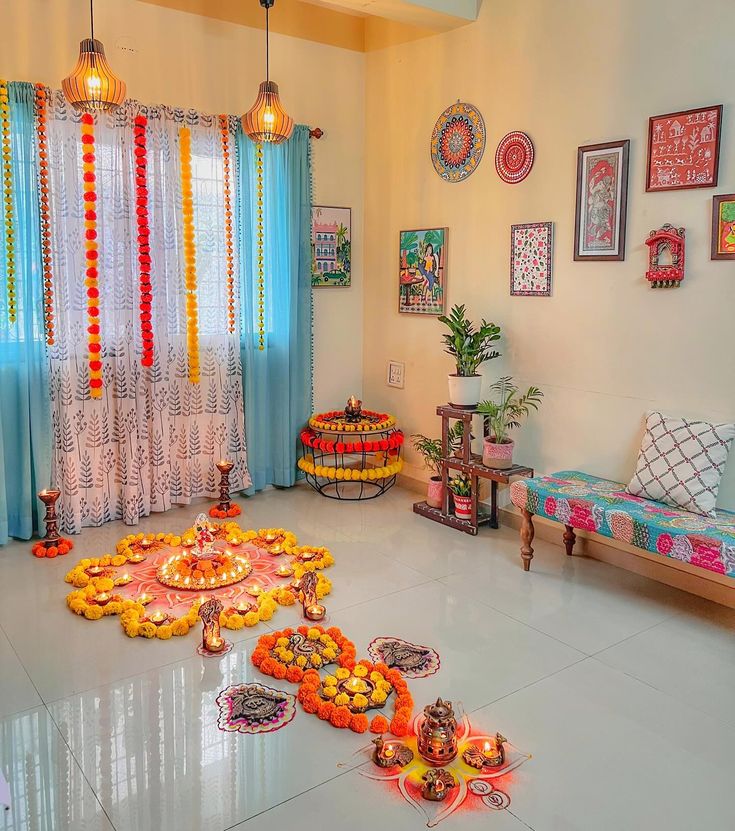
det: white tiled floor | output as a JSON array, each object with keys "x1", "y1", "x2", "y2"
[{"x1": 1, "y1": 484, "x2": 734, "y2": 830}]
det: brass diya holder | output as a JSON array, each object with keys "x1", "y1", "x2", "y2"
[
  {"x1": 298, "y1": 570, "x2": 326, "y2": 621},
  {"x1": 344, "y1": 395, "x2": 363, "y2": 423},
  {"x1": 215, "y1": 459, "x2": 235, "y2": 512},
  {"x1": 38, "y1": 488, "x2": 61, "y2": 548},
  {"x1": 417, "y1": 698, "x2": 458, "y2": 766},
  {"x1": 371, "y1": 736, "x2": 414, "y2": 768},
  {"x1": 462, "y1": 733, "x2": 508, "y2": 769}
]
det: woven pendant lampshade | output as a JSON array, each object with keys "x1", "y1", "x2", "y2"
[
  {"x1": 242, "y1": 0, "x2": 294, "y2": 145},
  {"x1": 62, "y1": 1, "x2": 126, "y2": 113}
]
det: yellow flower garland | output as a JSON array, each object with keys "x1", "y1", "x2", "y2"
[
  {"x1": 308, "y1": 414, "x2": 397, "y2": 433},
  {"x1": 0, "y1": 81, "x2": 16, "y2": 323},
  {"x1": 255, "y1": 141, "x2": 265, "y2": 350},
  {"x1": 289, "y1": 545, "x2": 334, "y2": 572},
  {"x1": 179, "y1": 127, "x2": 199, "y2": 383},
  {"x1": 298, "y1": 456, "x2": 403, "y2": 482}
]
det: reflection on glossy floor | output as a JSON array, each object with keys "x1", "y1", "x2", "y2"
[{"x1": 1, "y1": 485, "x2": 735, "y2": 831}]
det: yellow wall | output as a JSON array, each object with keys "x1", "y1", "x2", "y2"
[
  {"x1": 363, "y1": 0, "x2": 735, "y2": 507},
  {"x1": 0, "y1": 0, "x2": 365, "y2": 410}
]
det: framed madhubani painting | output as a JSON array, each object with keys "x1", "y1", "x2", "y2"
[
  {"x1": 574, "y1": 140, "x2": 629, "y2": 261},
  {"x1": 398, "y1": 227, "x2": 447, "y2": 315},
  {"x1": 510, "y1": 222, "x2": 553, "y2": 296},
  {"x1": 711, "y1": 194, "x2": 735, "y2": 260},
  {"x1": 311, "y1": 206, "x2": 351, "y2": 287},
  {"x1": 646, "y1": 105, "x2": 722, "y2": 192}
]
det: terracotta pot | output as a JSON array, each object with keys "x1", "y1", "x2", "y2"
[
  {"x1": 427, "y1": 476, "x2": 443, "y2": 509},
  {"x1": 452, "y1": 494, "x2": 472, "y2": 520},
  {"x1": 447, "y1": 374, "x2": 482, "y2": 409},
  {"x1": 482, "y1": 437, "x2": 514, "y2": 470}
]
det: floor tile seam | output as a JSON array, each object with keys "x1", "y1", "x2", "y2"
[
  {"x1": 44, "y1": 702, "x2": 120, "y2": 831},
  {"x1": 587, "y1": 617, "x2": 671, "y2": 657},
  {"x1": 507, "y1": 807, "x2": 537, "y2": 830},
  {"x1": 0, "y1": 614, "x2": 49, "y2": 708},
  {"x1": 327, "y1": 577, "x2": 437, "y2": 616}
]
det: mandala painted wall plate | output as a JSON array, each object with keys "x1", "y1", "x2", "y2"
[
  {"x1": 430, "y1": 102, "x2": 486, "y2": 183},
  {"x1": 495, "y1": 131, "x2": 535, "y2": 184}
]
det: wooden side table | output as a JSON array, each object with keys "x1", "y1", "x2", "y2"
[{"x1": 412, "y1": 405, "x2": 533, "y2": 536}]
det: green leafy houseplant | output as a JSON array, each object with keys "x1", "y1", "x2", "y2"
[
  {"x1": 476, "y1": 377, "x2": 544, "y2": 445},
  {"x1": 411, "y1": 434, "x2": 443, "y2": 478},
  {"x1": 438, "y1": 304, "x2": 501, "y2": 377}
]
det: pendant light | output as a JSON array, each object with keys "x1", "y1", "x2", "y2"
[
  {"x1": 62, "y1": 0, "x2": 126, "y2": 113},
  {"x1": 242, "y1": 0, "x2": 294, "y2": 145}
]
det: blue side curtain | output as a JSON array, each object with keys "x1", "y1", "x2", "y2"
[
  {"x1": 236, "y1": 125, "x2": 313, "y2": 492},
  {"x1": 0, "y1": 82, "x2": 51, "y2": 542}
]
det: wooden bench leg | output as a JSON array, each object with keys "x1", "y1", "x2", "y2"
[
  {"x1": 520, "y1": 509, "x2": 535, "y2": 571},
  {"x1": 563, "y1": 525, "x2": 576, "y2": 557}
]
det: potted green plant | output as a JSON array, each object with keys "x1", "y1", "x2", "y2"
[
  {"x1": 476, "y1": 376, "x2": 543, "y2": 469},
  {"x1": 411, "y1": 434, "x2": 444, "y2": 508},
  {"x1": 448, "y1": 473, "x2": 472, "y2": 520},
  {"x1": 438, "y1": 304, "x2": 501, "y2": 409}
]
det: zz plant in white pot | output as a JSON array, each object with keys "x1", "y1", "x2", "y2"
[
  {"x1": 438, "y1": 304, "x2": 501, "y2": 409},
  {"x1": 476, "y1": 376, "x2": 543, "y2": 469}
]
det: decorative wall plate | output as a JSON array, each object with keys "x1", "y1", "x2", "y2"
[
  {"x1": 495, "y1": 131, "x2": 535, "y2": 184},
  {"x1": 430, "y1": 102, "x2": 486, "y2": 183},
  {"x1": 216, "y1": 682, "x2": 296, "y2": 734}
]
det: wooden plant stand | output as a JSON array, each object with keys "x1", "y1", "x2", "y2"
[{"x1": 413, "y1": 405, "x2": 533, "y2": 536}]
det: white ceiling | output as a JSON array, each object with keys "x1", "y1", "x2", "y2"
[{"x1": 301, "y1": 0, "x2": 482, "y2": 30}]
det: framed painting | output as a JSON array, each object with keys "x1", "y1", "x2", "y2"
[
  {"x1": 311, "y1": 206, "x2": 351, "y2": 287},
  {"x1": 398, "y1": 227, "x2": 447, "y2": 315},
  {"x1": 574, "y1": 140, "x2": 629, "y2": 261},
  {"x1": 510, "y1": 222, "x2": 553, "y2": 296},
  {"x1": 646, "y1": 105, "x2": 722, "y2": 192},
  {"x1": 711, "y1": 194, "x2": 735, "y2": 260}
]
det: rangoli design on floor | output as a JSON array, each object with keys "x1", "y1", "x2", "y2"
[
  {"x1": 63, "y1": 514, "x2": 334, "y2": 641},
  {"x1": 216, "y1": 682, "x2": 296, "y2": 735},
  {"x1": 495, "y1": 131, "x2": 535, "y2": 184},
  {"x1": 344, "y1": 703, "x2": 530, "y2": 827},
  {"x1": 368, "y1": 636, "x2": 440, "y2": 679},
  {"x1": 430, "y1": 102, "x2": 486, "y2": 183}
]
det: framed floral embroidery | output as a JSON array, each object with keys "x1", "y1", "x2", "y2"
[{"x1": 510, "y1": 222, "x2": 553, "y2": 296}]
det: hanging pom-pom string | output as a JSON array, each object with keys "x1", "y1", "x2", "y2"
[
  {"x1": 179, "y1": 127, "x2": 199, "y2": 383},
  {"x1": 35, "y1": 84, "x2": 55, "y2": 345},
  {"x1": 133, "y1": 114, "x2": 154, "y2": 367},
  {"x1": 81, "y1": 112, "x2": 103, "y2": 397},
  {"x1": 255, "y1": 141, "x2": 265, "y2": 351},
  {"x1": 0, "y1": 81, "x2": 17, "y2": 323}
]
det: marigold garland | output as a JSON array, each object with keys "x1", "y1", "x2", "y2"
[
  {"x1": 300, "y1": 428, "x2": 404, "y2": 454},
  {"x1": 208, "y1": 504, "x2": 242, "y2": 519},
  {"x1": 255, "y1": 141, "x2": 265, "y2": 350},
  {"x1": 32, "y1": 537, "x2": 73, "y2": 559},
  {"x1": 219, "y1": 115, "x2": 236, "y2": 334},
  {"x1": 289, "y1": 545, "x2": 334, "y2": 572},
  {"x1": 251, "y1": 625, "x2": 356, "y2": 684},
  {"x1": 81, "y1": 113, "x2": 103, "y2": 398},
  {"x1": 297, "y1": 660, "x2": 414, "y2": 736},
  {"x1": 34, "y1": 84, "x2": 54, "y2": 345},
  {"x1": 298, "y1": 456, "x2": 403, "y2": 482},
  {"x1": 0, "y1": 81, "x2": 16, "y2": 323},
  {"x1": 134, "y1": 115, "x2": 154, "y2": 368},
  {"x1": 308, "y1": 411, "x2": 397, "y2": 433},
  {"x1": 179, "y1": 127, "x2": 199, "y2": 383}
]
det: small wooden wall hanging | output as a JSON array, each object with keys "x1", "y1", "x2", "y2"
[{"x1": 645, "y1": 224, "x2": 685, "y2": 287}]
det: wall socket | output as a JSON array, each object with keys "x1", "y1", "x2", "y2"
[{"x1": 387, "y1": 360, "x2": 405, "y2": 388}]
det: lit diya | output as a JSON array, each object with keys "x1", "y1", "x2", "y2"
[
  {"x1": 320, "y1": 666, "x2": 392, "y2": 713},
  {"x1": 156, "y1": 549, "x2": 252, "y2": 591},
  {"x1": 225, "y1": 600, "x2": 255, "y2": 616},
  {"x1": 245, "y1": 582, "x2": 262, "y2": 597},
  {"x1": 372, "y1": 736, "x2": 414, "y2": 768},
  {"x1": 305, "y1": 603, "x2": 326, "y2": 621},
  {"x1": 114, "y1": 572, "x2": 133, "y2": 586},
  {"x1": 93, "y1": 592, "x2": 112, "y2": 606},
  {"x1": 85, "y1": 565, "x2": 105, "y2": 577},
  {"x1": 275, "y1": 563, "x2": 294, "y2": 578},
  {"x1": 146, "y1": 610, "x2": 170, "y2": 626}
]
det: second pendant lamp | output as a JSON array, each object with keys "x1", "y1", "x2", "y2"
[{"x1": 242, "y1": 0, "x2": 294, "y2": 144}]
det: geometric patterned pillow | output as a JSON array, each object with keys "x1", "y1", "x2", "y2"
[{"x1": 627, "y1": 412, "x2": 735, "y2": 517}]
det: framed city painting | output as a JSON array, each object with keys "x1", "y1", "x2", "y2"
[
  {"x1": 398, "y1": 227, "x2": 447, "y2": 315},
  {"x1": 711, "y1": 194, "x2": 735, "y2": 260},
  {"x1": 510, "y1": 222, "x2": 553, "y2": 296},
  {"x1": 646, "y1": 105, "x2": 722, "y2": 192},
  {"x1": 574, "y1": 140, "x2": 629, "y2": 261},
  {"x1": 311, "y1": 206, "x2": 351, "y2": 287}
]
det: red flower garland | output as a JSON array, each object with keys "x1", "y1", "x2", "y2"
[
  {"x1": 81, "y1": 114, "x2": 103, "y2": 397},
  {"x1": 251, "y1": 625, "x2": 356, "y2": 685},
  {"x1": 219, "y1": 115, "x2": 236, "y2": 334},
  {"x1": 34, "y1": 84, "x2": 54, "y2": 346},
  {"x1": 133, "y1": 115, "x2": 154, "y2": 368},
  {"x1": 300, "y1": 429, "x2": 404, "y2": 455}
]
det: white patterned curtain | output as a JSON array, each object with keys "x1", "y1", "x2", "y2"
[{"x1": 44, "y1": 92, "x2": 250, "y2": 533}]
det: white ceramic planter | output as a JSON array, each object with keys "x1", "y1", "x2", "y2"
[
  {"x1": 482, "y1": 437, "x2": 515, "y2": 469},
  {"x1": 453, "y1": 494, "x2": 472, "y2": 520},
  {"x1": 426, "y1": 476, "x2": 443, "y2": 509},
  {"x1": 447, "y1": 374, "x2": 482, "y2": 409}
]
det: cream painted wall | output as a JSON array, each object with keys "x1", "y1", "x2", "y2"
[
  {"x1": 0, "y1": 0, "x2": 364, "y2": 411},
  {"x1": 363, "y1": 0, "x2": 735, "y2": 508}
]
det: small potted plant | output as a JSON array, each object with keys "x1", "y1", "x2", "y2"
[
  {"x1": 448, "y1": 473, "x2": 472, "y2": 520},
  {"x1": 476, "y1": 377, "x2": 543, "y2": 469},
  {"x1": 411, "y1": 434, "x2": 444, "y2": 508},
  {"x1": 438, "y1": 304, "x2": 501, "y2": 409}
]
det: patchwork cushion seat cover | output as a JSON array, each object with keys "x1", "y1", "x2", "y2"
[{"x1": 510, "y1": 471, "x2": 735, "y2": 579}]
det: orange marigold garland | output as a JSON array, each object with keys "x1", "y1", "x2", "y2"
[
  {"x1": 133, "y1": 115, "x2": 154, "y2": 367},
  {"x1": 0, "y1": 80, "x2": 17, "y2": 324},
  {"x1": 219, "y1": 115, "x2": 236, "y2": 334},
  {"x1": 179, "y1": 127, "x2": 199, "y2": 383},
  {"x1": 296, "y1": 658, "x2": 414, "y2": 736},
  {"x1": 251, "y1": 624, "x2": 356, "y2": 685},
  {"x1": 255, "y1": 141, "x2": 265, "y2": 350},
  {"x1": 32, "y1": 537, "x2": 73, "y2": 559},
  {"x1": 34, "y1": 84, "x2": 54, "y2": 345},
  {"x1": 81, "y1": 113, "x2": 103, "y2": 397}
]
